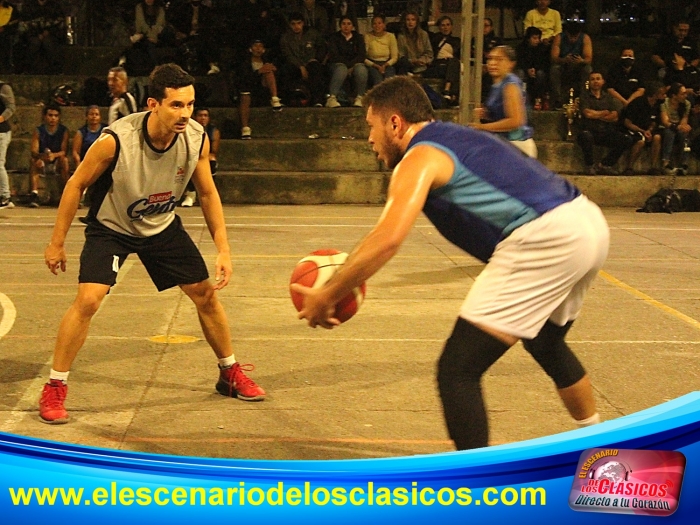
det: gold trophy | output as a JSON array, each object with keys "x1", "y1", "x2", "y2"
[{"x1": 563, "y1": 88, "x2": 579, "y2": 141}]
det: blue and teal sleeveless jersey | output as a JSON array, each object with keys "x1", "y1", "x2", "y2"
[{"x1": 408, "y1": 121, "x2": 580, "y2": 262}]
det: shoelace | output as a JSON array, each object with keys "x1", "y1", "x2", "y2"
[
  {"x1": 41, "y1": 383, "x2": 66, "y2": 409},
  {"x1": 232, "y1": 364, "x2": 257, "y2": 387}
]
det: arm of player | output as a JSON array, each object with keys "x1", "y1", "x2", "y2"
[
  {"x1": 45, "y1": 133, "x2": 116, "y2": 275},
  {"x1": 292, "y1": 145, "x2": 453, "y2": 328},
  {"x1": 71, "y1": 130, "x2": 83, "y2": 170},
  {"x1": 190, "y1": 135, "x2": 232, "y2": 290}
]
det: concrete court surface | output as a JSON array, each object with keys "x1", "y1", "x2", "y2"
[{"x1": 0, "y1": 204, "x2": 699, "y2": 461}]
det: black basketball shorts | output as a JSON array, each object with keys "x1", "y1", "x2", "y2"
[{"x1": 78, "y1": 215, "x2": 209, "y2": 291}]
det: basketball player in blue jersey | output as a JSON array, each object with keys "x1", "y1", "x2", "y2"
[
  {"x1": 292, "y1": 76, "x2": 609, "y2": 450},
  {"x1": 39, "y1": 64, "x2": 265, "y2": 425}
]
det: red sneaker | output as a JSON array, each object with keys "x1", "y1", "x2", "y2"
[
  {"x1": 216, "y1": 363, "x2": 265, "y2": 401},
  {"x1": 39, "y1": 380, "x2": 70, "y2": 424}
]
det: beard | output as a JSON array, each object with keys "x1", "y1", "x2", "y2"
[{"x1": 382, "y1": 139, "x2": 405, "y2": 169}]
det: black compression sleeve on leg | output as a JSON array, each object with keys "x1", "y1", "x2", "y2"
[
  {"x1": 437, "y1": 318, "x2": 510, "y2": 450},
  {"x1": 522, "y1": 320, "x2": 586, "y2": 389}
]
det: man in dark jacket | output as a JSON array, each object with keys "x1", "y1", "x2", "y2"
[{"x1": 279, "y1": 11, "x2": 327, "y2": 107}]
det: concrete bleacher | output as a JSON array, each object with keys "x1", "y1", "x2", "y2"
[
  {"x1": 4, "y1": 35, "x2": 700, "y2": 208},
  {"x1": 6, "y1": 100, "x2": 700, "y2": 207}
]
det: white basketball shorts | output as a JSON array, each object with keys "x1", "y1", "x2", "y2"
[{"x1": 460, "y1": 195, "x2": 610, "y2": 340}]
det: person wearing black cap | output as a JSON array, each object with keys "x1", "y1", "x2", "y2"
[{"x1": 237, "y1": 39, "x2": 283, "y2": 139}]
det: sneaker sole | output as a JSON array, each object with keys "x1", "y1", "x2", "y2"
[
  {"x1": 39, "y1": 414, "x2": 70, "y2": 425},
  {"x1": 215, "y1": 381, "x2": 265, "y2": 401}
]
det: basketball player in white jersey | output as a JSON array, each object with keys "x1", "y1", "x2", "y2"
[{"x1": 39, "y1": 64, "x2": 265, "y2": 424}]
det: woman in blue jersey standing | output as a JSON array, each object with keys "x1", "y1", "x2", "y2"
[{"x1": 471, "y1": 45, "x2": 537, "y2": 158}]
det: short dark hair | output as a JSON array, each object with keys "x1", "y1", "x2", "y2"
[
  {"x1": 644, "y1": 80, "x2": 665, "y2": 95},
  {"x1": 288, "y1": 11, "x2": 304, "y2": 23},
  {"x1": 667, "y1": 82, "x2": 685, "y2": 98},
  {"x1": 363, "y1": 77, "x2": 435, "y2": 124},
  {"x1": 43, "y1": 104, "x2": 61, "y2": 116},
  {"x1": 148, "y1": 63, "x2": 195, "y2": 102},
  {"x1": 437, "y1": 16, "x2": 453, "y2": 26},
  {"x1": 195, "y1": 107, "x2": 210, "y2": 116},
  {"x1": 525, "y1": 26, "x2": 542, "y2": 39}
]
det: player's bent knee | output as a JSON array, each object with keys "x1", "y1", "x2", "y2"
[
  {"x1": 523, "y1": 321, "x2": 586, "y2": 389},
  {"x1": 73, "y1": 287, "x2": 109, "y2": 317},
  {"x1": 181, "y1": 280, "x2": 216, "y2": 307},
  {"x1": 437, "y1": 318, "x2": 510, "y2": 387}
]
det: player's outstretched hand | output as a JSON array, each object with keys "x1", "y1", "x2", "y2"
[
  {"x1": 213, "y1": 252, "x2": 233, "y2": 290},
  {"x1": 45, "y1": 243, "x2": 67, "y2": 275},
  {"x1": 290, "y1": 283, "x2": 341, "y2": 329}
]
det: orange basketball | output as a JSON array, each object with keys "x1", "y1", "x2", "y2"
[{"x1": 290, "y1": 249, "x2": 367, "y2": 323}]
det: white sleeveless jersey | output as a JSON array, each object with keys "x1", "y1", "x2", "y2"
[{"x1": 90, "y1": 112, "x2": 205, "y2": 237}]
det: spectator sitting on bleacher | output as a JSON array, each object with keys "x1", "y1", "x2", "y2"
[
  {"x1": 470, "y1": 45, "x2": 537, "y2": 159},
  {"x1": 550, "y1": 21, "x2": 592, "y2": 108},
  {"x1": 651, "y1": 19, "x2": 699, "y2": 80},
  {"x1": 515, "y1": 26, "x2": 549, "y2": 108},
  {"x1": 523, "y1": 0, "x2": 561, "y2": 47},
  {"x1": 169, "y1": 0, "x2": 220, "y2": 75},
  {"x1": 238, "y1": 39, "x2": 283, "y2": 139},
  {"x1": 119, "y1": 0, "x2": 168, "y2": 77},
  {"x1": 396, "y1": 7, "x2": 433, "y2": 76},
  {"x1": 28, "y1": 104, "x2": 69, "y2": 208},
  {"x1": 622, "y1": 81, "x2": 666, "y2": 174},
  {"x1": 423, "y1": 15, "x2": 461, "y2": 106},
  {"x1": 17, "y1": 0, "x2": 66, "y2": 74},
  {"x1": 326, "y1": 16, "x2": 367, "y2": 108},
  {"x1": 364, "y1": 14, "x2": 398, "y2": 88},
  {"x1": 576, "y1": 71, "x2": 634, "y2": 175},
  {"x1": 606, "y1": 47, "x2": 646, "y2": 109},
  {"x1": 660, "y1": 82, "x2": 692, "y2": 175},
  {"x1": 664, "y1": 53, "x2": 700, "y2": 104},
  {"x1": 279, "y1": 11, "x2": 328, "y2": 108}
]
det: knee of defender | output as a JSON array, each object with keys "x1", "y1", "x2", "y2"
[
  {"x1": 186, "y1": 283, "x2": 217, "y2": 309},
  {"x1": 72, "y1": 294, "x2": 104, "y2": 318}
]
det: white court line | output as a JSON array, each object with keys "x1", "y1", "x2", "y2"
[
  {"x1": 0, "y1": 293, "x2": 17, "y2": 339},
  {"x1": 1, "y1": 260, "x2": 135, "y2": 433},
  {"x1": 4, "y1": 335, "x2": 698, "y2": 345},
  {"x1": 4, "y1": 222, "x2": 700, "y2": 232}
]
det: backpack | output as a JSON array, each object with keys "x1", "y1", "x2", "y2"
[{"x1": 637, "y1": 188, "x2": 700, "y2": 213}]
